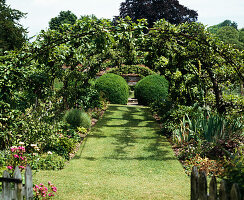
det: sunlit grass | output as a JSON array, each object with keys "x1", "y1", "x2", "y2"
[{"x1": 33, "y1": 105, "x2": 190, "y2": 199}]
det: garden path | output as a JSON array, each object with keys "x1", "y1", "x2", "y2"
[{"x1": 34, "y1": 105, "x2": 190, "y2": 200}]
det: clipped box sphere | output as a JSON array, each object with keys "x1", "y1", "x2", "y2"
[
  {"x1": 95, "y1": 73, "x2": 129, "y2": 105},
  {"x1": 135, "y1": 74, "x2": 169, "y2": 106}
]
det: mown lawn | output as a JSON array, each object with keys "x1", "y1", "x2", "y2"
[{"x1": 33, "y1": 105, "x2": 190, "y2": 199}]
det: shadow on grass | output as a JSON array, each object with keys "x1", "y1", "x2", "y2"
[{"x1": 75, "y1": 105, "x2": 177, "y2": 162}]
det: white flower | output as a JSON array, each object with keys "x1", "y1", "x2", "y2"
[
  {"x1": 19, "y1": 142, "x2": 25, "y2": 145},
  {"x1": 31, "y1": 144, "x2": 37, "y2": 147},
  {"x1": 35, "y1": 147, "x2": 40, "y2": 151},
  {"x1": 47, "y1": 151, "x2": 53, "y2": 155}
]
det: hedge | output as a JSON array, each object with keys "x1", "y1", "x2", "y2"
[
  {"x1": 95, "y1": 73, "x2": 129, "y2": 105},
  {"x1": 135, "y1": 75, "x2": 168, "y2": 106}
]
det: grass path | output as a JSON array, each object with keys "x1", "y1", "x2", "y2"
[{"x1": 34, "y1": 105, "x2": 190, "y2": 199}]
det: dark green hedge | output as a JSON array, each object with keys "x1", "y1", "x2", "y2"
[
  {"x1": 135, "y1": 75, "x2": 169, "y2": 106},
  {"x1": 95, "y1": 73, "x2": 129, "y2": 105},
  {"x1": 107, "y1": 65, "x2": 156, "y2": 78}
]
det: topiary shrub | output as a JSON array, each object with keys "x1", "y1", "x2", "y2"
[
  {"x1": 64, "y1": 109, "x2": 91, "y2": 129},
  {"x1": 95, "y1": 73, "x2": 129, "y2": 105},
  {"x1": 135, "y1": 74, "x2": 169, "y2": 106}
]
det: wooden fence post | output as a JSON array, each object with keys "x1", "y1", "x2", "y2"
[
  {"x1": 230, "y1": 183, "x2": 241, "y2": 200},
  {"x1": 191, "y1": 166, "x2": 199, "y2": 200},
  {"x1": 190, "y1": 166, "x2": 242, "y2": 200},
  {"x1": 219, "y1": 180, "x2": 228, "y2": 200},
  {"x1": 2, "y1": 171, "x2": 11, "y2": 200},
  {"x1": 13, "y1": 166, "x2": 23, "y2": 200},
  {"x1": 25, "y1": 165, "x2": 33, "y2": 200},
  {"x1": 198, "y1": 171, "x2": 207, "y2": 200},
  {"x1": 208, "y1": 176, "x2": 217, "y2": 200},
  {"x1": 1, "y1": 166, "x2": 33, "y2": 200}
]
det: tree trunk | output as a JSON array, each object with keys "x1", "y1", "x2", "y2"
[{"x1": 206, "y1": 66, "x2": 225, "y2": 114}]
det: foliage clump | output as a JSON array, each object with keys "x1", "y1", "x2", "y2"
[
  {"x1": 49, "y1": 10, "x2": 77, "y2": 30},
  {"x1": 0, "y1": 0, "x2": 27, "y2": 54},
  {"x1": 37, "y1": 152, "x2": 66, "y2": 170},
  {"x1": 95, "y1": 73, "x2": 129, "y2": 105},
  {"x1": 222, "y1": 147, "x2": 244, "y2": 194},
  {"x1": 135, "y1": 74, "x2": 168, "y2": 106},
  {"x1": 64, "y1": 109, "x2": 91, "y2": 129}
]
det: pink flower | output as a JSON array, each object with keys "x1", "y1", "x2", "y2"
[
  {"x1": 10, "y1": 147, "x2": 16, "y2": 152},
  {"x1": 48, "y1": 193, "x2": 54, "y2": 197},
  {"x1": 51, "y1": 186, "x2": 57, "y2": 192},
  {"x1": 19, "y1": 166, "x2": 25, "y2": 169},
  {"x1": 18, "y1": 146, "x2": 25, "y2": 152},
  {"x1": 33, "y1": 182, "x2": 57, "y2": 199},
  {"x1": 7, "y1": 166, "x2": 13, "y2": 170},
  {"x1": 20, "y1": 156, "x2": 24, "y2": 160},
  {"x1": 14, "y1": 154, "x2": 19, "y2": 158}
]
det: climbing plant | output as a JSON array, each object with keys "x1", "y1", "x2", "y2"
[
  {"x1": 107, "y1": 65, "x2": 156, "y2": 78},
  {"x1": 0, "y1": 16, "x2": 243, "y2": 149}
]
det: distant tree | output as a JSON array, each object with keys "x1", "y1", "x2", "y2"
[
  {"x1": 239, "y1": 28, "x2": 244, "y2": 43},
  {"x1": 0, "y1": 0, "x2": 27, "y2": 54},
  {"x1": 118, "y1": 0, "x2": 198, "y2": 27},
  {"x1": 208, "y1": 19, "x2": 238, "y2": 34},
  {"x1": 217, "y1": 26, "x2": 244, "y2": 49},
  {"x1": 208, "y1": 20, "x2": 244, "y2": 50},
  {"x1": 49, "y1": 10, "x2": 77, "y2": 30},
  {"x1": 217, "y1": 26, "x2": 239, "y2": 43}
]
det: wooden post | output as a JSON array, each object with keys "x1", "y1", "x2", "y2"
[
  {"x1": 219, "y1": 180, "x2": 228, "y2": 200},
  {"x1": 13, "y1": 167, "x2": 23, "y2": 200},
  {"x1": 198, "y1": 171, "x2": 207, "y2": 200},
  {"x1": 191, "y1": 166, "x2": 199, "y2": 200},
  {"x1": 209, "y1": 176, "x2": 217, "y2": 200},
  {"x1": 25, "y1": 165, "x2": 33, "y2": 200},
  {"x1": 189, "y1": 166, "x2": 242, "y2": 200},
  {"x1": 2, "y1": 171, "x2": 11, "y2": 200},
  {"x1": 230, "y1": 183, "x2": 241, "y2": 200}
]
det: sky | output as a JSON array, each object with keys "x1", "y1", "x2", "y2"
[{"x1": 6, "y1": 0, "x2": 244, "y2": 38}]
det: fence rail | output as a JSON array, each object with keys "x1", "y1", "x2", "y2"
[
  {"x1": 191, "y1": 166, "x2": 242, "y2": 200},
  {"x1": 0, "y1": 165, "x2": 33, "y2": 200}
]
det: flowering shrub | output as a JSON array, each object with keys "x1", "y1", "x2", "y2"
[
  {"x1": 6, "y1": 145, "x2": 28, "y2": 172},
  {"x1": 33, "y1": 182, "x2": 57, "y2": 199}
]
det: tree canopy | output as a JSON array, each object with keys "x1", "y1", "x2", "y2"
[
  {"x1": 208, "y1": 20, "x2": 244, "y2": 50},
  {"x1": 118, "y1": 0, "x2": 198, "y2": 27},
  {"x1": 49, "y1": 10, "x2": 77, "y2": 30},
  {"x1": 208, "y1": 20, "x2": 238, "y2": 34},
  {"x1": 0, "y1": 0, "x2": 27, "y2": 54},
  {"x1": 216, "y1": 26, "x2": 244, "y2": 49}
]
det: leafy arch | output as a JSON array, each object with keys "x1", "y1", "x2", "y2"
[
  {"x1": 107, "y1": 65, "x2": 156, "y2": 78},
  {"x1": 1, "y1": 16, "x2": 243, "y2": 117}
]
